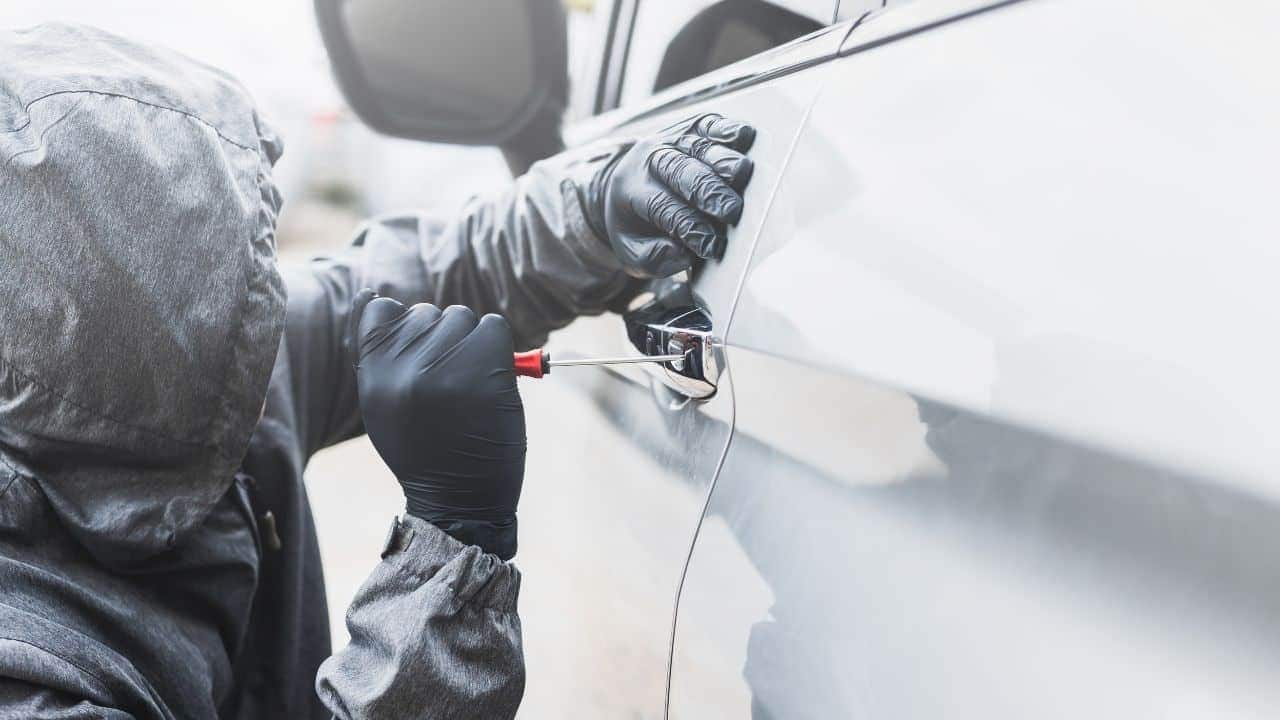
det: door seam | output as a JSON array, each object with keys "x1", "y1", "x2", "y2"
[{"x1": 661, "y1": 83, "x2": 824, "y2": 719}]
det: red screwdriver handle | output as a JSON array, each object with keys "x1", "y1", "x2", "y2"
[{"x1": 513, "y1": 349, "x2": 550, "y2": 378}]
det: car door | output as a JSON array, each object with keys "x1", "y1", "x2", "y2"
[
  {"x1": 514, "y1": 2, "x2": 847, "y2": 717},
  {"x1": 669, "y1": 0, "x2": 1280, "y2": 717}
]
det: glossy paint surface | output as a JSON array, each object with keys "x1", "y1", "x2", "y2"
[
  {"x1": 782, "y1": 0, "x2": 1278, "y2": 484},
  {"x1": 673, "y1": 350, "x2": 1280, "y2": 717},
  {"x1": 670, "y1": 0, "x2": 1280, "y2": 716}
]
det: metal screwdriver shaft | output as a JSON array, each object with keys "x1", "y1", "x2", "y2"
[
  {"x1": 513, "y1": 348, "x2": 687, "y2": 379},
  {"x1": 548, "y1": 353, "x2": 685, "y2": 367}
]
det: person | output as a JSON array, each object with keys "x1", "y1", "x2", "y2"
[{"x1": 0, "y1": 22, "x2": 756, "y2": 719}]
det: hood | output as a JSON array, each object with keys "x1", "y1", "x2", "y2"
[{"x1": 0, "y1": 23, "x2": 286, "y2": 568}]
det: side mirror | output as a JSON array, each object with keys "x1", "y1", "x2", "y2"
[{"x1": 315, "y1": 0, "x2": 567, "y2": 158}]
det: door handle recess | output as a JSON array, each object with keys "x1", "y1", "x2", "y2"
[{"x1": 624, "y1": 300, "x2": 720, "y2": 399}]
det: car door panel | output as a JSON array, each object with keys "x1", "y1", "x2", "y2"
[
  {"x1": 670, "y1": 0, "x2": 1280, "y2": 717},
  {"x1": 515, "y1": 21, "x2": 851, "y2": 720}
]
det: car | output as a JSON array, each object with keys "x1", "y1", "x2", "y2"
[{"x1": 316, "y1": 0, "x2": 1280, "y2": 716}]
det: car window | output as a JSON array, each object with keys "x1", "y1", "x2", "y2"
[{"x1": 617, "y1": 0, "x2": 826, "y2": 108}]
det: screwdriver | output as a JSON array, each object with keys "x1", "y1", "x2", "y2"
[{"x1": 513, "y1": 348, "x2": 688, "y2": 379}]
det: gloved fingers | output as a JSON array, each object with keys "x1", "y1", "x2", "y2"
[
  {"x1": 417, "y1": 304, "x2": 479, "y2": 359},
  {"x1": 690, "y1": 113, "x2": 756, "y2": 152},
  {"x1": 465, "y1": 314, "x2": 520, "y2": 384},
  {"x1": 402, "y1": 302, "x2": 444, "y2": 336},
  {"x1": 353, "y1": 293, "x2": 411, "y2": 357},
  {"x1": 635, "y1": 187, "x2": 721, "y2": 261},
  {"x1": 627, "y1": 234, "x2": 697, "y2": 278},
  {"x1": 472, "y1": 313, "x2": 516, "y2": 359},
  {"x1": 671, "y1": 134, "x2": 754, "y2": 191},
  {"x1": 647, "y1": 145, "x2": 744, "y2": 225}
]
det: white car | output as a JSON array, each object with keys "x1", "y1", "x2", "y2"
[{"x1": 319, "y1": 0, "x2": 1280, "y2": 716}]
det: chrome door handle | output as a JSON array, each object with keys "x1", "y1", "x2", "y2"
[{"x1": 623, "y1": 298, "x2": 720, "y2": 399}]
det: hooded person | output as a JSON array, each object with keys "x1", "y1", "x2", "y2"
[{"x1": 0, "y1": 22, "x2": 755, "y2": 719}]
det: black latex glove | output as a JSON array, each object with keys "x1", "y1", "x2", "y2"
[
  {"x1": 350, "y1": 290, "x2": 526, "y2": 560},
  {"x1": 585, "y1": 112, "x2": 757, "y2": 278}
]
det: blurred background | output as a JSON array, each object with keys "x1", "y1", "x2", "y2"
[{"x1": 4, "y1": 0, "x2": 610, "y2": 257}]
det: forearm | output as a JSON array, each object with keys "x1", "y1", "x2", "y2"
[
  {"x1": 414, "y1": 149, "x2": 632, "y2": 348},
  {"x1": 316, "y1": 515, "x2": 524, "y2": 720},
  {"x1": 279, "y1": 148, "x2": 630, "y2": 455}
]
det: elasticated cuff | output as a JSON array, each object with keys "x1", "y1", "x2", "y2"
[{"x1": 382, "y1": 515, "x2": 521, "y2": 611}]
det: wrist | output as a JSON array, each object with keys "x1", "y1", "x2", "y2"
[
  {"x1": 582, "y1": 151, "x2": 622, "y2": 242},
  {"x1": 408, "y1": 511, "x2": 518, "y2": 561},
  {"x1": 557, "y1": 171, "x2": 626, "y2": 277},
  {"x1": 564, "y1": 141, "x2": 630, "y2": 245}
]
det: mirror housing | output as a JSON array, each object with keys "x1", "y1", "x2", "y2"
[{"x1": 315, "y1": 0, "x2": 568, "y2": 156}]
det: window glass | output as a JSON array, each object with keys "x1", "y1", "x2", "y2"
[{"x1": 618, "y1": 0, "x2": 826, "y2": 106}]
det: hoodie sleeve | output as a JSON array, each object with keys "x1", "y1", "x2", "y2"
[
  {"x1": 280, "y1": 151, "x2": 632, "y2": 457},
  {"x1": 315, "y1": 515, "x2": 524, "y2": 720}
]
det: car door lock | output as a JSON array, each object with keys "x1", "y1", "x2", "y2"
[{"x1": 624, "y1": 299, "x2": 720, "y2": 399}]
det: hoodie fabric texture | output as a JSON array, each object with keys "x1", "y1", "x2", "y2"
[
  {"x1": 0, "y1": 22, "x2": 629, "y2": 719},
  {"x1": 0, "y1": 21, "x2": 286, "y2": 572}
]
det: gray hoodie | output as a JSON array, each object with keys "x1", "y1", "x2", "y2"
[{"x1": 0, "y1": 23, "x2": 628, "y2": 719}]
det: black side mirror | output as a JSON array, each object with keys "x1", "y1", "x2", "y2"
[{"x1": 315, "y1": 0, "x2": 567, "y2": 169}]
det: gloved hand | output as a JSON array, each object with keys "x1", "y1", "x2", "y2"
[
  {"x1": 350, "y1": 290, "x2": 526, "y2": 560},
  {"x1": 584, "y1": 113, "x2": 756, "y2": 278}
]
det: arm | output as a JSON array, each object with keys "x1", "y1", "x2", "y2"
[
  {"x1": 278, "y1": 153, "x2": 629, "y2": 457},
  {"x1": 281, "y1": 114, "x2": 756, "y2": 457},
  {"x1": 315, "y1": 515, "x2": 523, "y2": 720},
  {"x1": 317, "y1": 295, "x2": 528, "y2": 717}
]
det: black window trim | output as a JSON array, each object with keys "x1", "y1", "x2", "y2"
[
  {"x1": 602, "y1": 0, "x2": 841, "y2": 116},
  {"x1": 594, "y1": 0, "x2": 640, "y2": 114}
]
